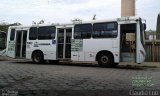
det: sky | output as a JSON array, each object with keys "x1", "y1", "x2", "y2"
[{"x1": 0, "y1": 0, "x2": 160, "y2": 30}]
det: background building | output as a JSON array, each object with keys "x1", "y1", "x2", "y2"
[
  {"x1": 121, "y1": 0, "x2": 135, "y2": 17},
  {"x1": 145, "y1": 30, "x2": 156, "y2": 40}
]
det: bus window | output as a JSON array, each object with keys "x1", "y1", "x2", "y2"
[
  {"x1": 74, "y1": 24, "x2": 92, "y2": 39},
  {"x1": 29, "y1": 27, "x2": 37, "y2": 40},
  {"x1": 93, "y1": 22, "x2": 118, "y2": 38},
  {"x1": 38, "y1": 26, "x2": 56, "y2": 40},
  {"x1": 10, "y1": 29, "x2": 15, "y2": 40}
]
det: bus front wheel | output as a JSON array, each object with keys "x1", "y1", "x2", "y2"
[
  {"x1": 97, "y1": 53, "x2": 115, "y2": 67},
  {"x1": 32, "y1": 51, "x2": 44, "y2": 64}
]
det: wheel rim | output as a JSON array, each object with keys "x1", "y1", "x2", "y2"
[
  {"x1": 101, "y1": 56, "x2": 109, "y2": 64},
  {"x1": 34, "y1": 53, "x2": 41, "y2": 62}
]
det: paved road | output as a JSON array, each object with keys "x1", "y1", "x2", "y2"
[{"x1": 0, "y1": 60, "x2": 160, "y2": 96}]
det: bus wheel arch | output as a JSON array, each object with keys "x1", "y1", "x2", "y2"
[
  {"x1": 31, "y1": 50, "x2": 44, "y2": 64},
  {"x1": 96, "y1": 50, "x2": 117, "y2": 67}
]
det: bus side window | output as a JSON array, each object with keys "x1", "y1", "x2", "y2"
[
  {"x1": 29, "y1": 27, "x2": 38, "y2": 40},
  {"x1": 74, "y1": 24, "x2": 92, "y2": 39},
  {"x1": 93, "y1": 22, "x2": 118, "y2": 38},
  {"x1": 10, "y1": 29, "x2": 15, "y2": 41},
  {"x1": 38, "y1": 26, "x2": 56, "y2": 40}
]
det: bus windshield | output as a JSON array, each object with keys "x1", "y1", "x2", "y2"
[{"x1": 140, "y1": 20, "x2": 146, "y2": 46}]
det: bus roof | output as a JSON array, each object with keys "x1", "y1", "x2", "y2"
[{"x1": 8, "y1": 16, "x2": 142, "y2": 29}]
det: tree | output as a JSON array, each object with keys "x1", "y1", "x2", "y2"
[
  {"x1": 10, "y1": 22, "x2": 21, "y2": 26},
  {"x1": 0, "y1": 22, "x2": 21, "y2": 32},
  {"x1": 156, "y1": 13, "x2": 160, "y2": 39},
  {"x1": 0, "y1": 25, "x2": 9, "y2": 32}
]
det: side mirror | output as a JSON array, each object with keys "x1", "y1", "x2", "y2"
[{"x1": 143, "y1": 23, "x2": 146, "y2": 31}]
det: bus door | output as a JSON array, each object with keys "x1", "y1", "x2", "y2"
[
  {"x1": 15, "y1": 30, "x2": 27, "y2": 58},
  {"x1": 57, "y1": 28, "x2": 72, "y2": 60},
  {"x1": 120, "y1": 23, "x2": 136, "y2": 62}
]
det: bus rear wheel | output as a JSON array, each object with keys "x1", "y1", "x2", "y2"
[
  {"x1": 32, "y1": 51, "x2": 44, "y2": 64},
  {"x1": 97, "y1": 53, "x2": 115, "y2": 67}
]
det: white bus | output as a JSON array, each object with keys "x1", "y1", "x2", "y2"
[{"x1": 6, "y1": 16, "x2": 146, "y2": 67}]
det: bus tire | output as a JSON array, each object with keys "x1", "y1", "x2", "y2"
[
  {"x1": 97, "y1": 52, "x2": 115, "y2": 67},
  {"x1": 32, "y1": 51, "x2": 44, "y2": 64}
]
